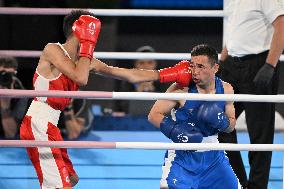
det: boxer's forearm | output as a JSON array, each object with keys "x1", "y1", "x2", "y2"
[
  {"x1": 109, "y1": 67, "x2": 159, "y2": 83},
  {"x1": 121, "y1": 69, "x2": 159, "y2": 83},
  {"x1": 91, "y1": 59, "x2": 159, "y2": 83}
]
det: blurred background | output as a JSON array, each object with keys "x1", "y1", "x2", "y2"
[
  {"x1": 0, "y1": 0, "x2": 283, "y2": 189},
  {"x1": 0, "y1": 0, "x2": 224, "y2": 117}
]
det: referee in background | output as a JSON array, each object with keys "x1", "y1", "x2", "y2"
[{"x1": 218, "y1": 0, "x2": 284, "y2": 189}]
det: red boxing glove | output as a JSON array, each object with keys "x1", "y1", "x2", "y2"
[
  {"x1": 159, "y1": 60, "x2": 192, "y2": 88},
  {"x1": 72, "y1": 15, "x2": 101, "y2": 59}
]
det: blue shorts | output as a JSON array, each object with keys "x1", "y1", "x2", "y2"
[{"x1": 166, "y1": 153, "x2": 239, "y2": 189}]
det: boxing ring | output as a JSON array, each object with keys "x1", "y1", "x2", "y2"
[
  {"x1": 0, "y1": 91, "x2": 283, "y2": 189},
  {"x1": 0, "y1": 7, "x2": 284, "y2": 189}
]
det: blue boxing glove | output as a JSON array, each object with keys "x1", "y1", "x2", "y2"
[
  {"x1": 160, "y1": 116, "x2": 203, "y2": 143},
  {"x1": 197, "y1": 102, "x2": 229, "y2": 132}
]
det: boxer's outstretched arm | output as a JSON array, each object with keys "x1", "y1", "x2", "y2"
[
  {"x1": 91, "y1": 58, "x2": 192, "y2": 86},
  {"x1": 90, "y1": 58, "x2": 159, "y2": 83}
]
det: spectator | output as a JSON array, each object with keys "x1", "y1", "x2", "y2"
[
  {"x1": 0, "y1": 57, "x2": 28, "y2": 139},
  {"x1": 59, "y1": 99, "x2": 94, "y2": 140},
  {"x1": 115, "y1": 46, "x2": 163, "y2": 115}
]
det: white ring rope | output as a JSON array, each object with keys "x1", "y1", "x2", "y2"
[
  {"x1": 1, "y1": 50, "x2": 284, "y2": 61},
  {"x1": 0, "y1": 50, "x2": 191, "y2": 60},
  {"x1": 0, "y1": 7, "x2": 223, "y2": 17},
  {"x1": 0, "y1": 140, "x2": 283, "y2": 151},
  {"x1": 0, "y1": 89, "x2": 284, "y2": 103},
  {"x1": 0, "y1": 8, "x2": 283, "y2": 61}
]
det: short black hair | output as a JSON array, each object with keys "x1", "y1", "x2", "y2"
[
  {"x1": 0, "y1": 57, "x2": 18, "y2": 70},
  {"x1": 63, "y1": 10, "x2": 96, "y2": 39},
  {"x1": 191, "y1": 44, "x2": 218, "y2": 66}
]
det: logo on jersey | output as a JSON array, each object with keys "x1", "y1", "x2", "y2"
[
  {"x1": 217, "y1": 112, "x2": 224, "y2": 120},
  {"x1": 188, "y1": 108, "x2": 194, "y2": 114},
  {"x1": 87, "y1": 22, "x2": 96, "y2": 35},
  {"x1": 66, "y1": 176, "x2": 70, "y2": 183},
  {"x1": 62, "y1": 167, "x2": 70, "y2": 183},
  {"x1": 187, "y1": 122, "x2": 195, "y2": 127},
  {"x1": 173, "y1": 178, "x2": 178, "y2": 185}
]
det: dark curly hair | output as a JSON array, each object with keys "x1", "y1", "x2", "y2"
[
  {"x1": 191, "y1": 44, "x2": 218, "y2": 66},
  {"x1": 0, "y1": 57, "x2": 18, "y2": 70},
  {"x1": 63, "y1": 10, "x2": 96, "y2": 39}
]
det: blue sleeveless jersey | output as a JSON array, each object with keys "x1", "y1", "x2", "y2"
[
  {"x1": 171, "y1": 77, "x2": 226, "y2": 173},
  {"x1": 175, "y1": 76, "x2": 226, "y2": 137}
]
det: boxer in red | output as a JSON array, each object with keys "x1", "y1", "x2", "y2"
[
  {"x1": 20, "y1": 10, "x2": 101, "y2": 189},
  {"x1": 19, "y1": 9, "x2": 192, "y2": 189}
]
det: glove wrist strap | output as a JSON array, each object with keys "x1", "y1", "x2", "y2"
[
  {"x1": 159, "y1": 68, "x2": 177, "y2": 83},
  {"x1": 79, "y1": 42, "x2": 95, "y2": 59},
  {"x1": 218, "y1": 115, "x2": 230, "y2": 132}
]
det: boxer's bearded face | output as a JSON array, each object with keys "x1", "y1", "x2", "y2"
[{"x1": 190, "y1": 56, "x2": 216, "y2": 87}]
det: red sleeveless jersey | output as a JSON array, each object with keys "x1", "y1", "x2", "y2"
[{"x1": 33, "y1": 71, "x2": 79, "y2": 111}]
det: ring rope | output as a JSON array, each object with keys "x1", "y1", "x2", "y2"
[
  {"x1": 0, "y1": 50, "x2": 191, "y2": 60},
  {"x1": 0, "y1": 89, "x2": 284, "y2": 103},
  {"x1": 0, "y1": 7, "x2": 224, "y2": 17},
  {"x1": 1, "y1": 50, "x2": 284, "y2": 61},
  {"x1": 0, "y1": 140, "x2": 283, "y2": 151},
  {"x1": 1, "y1": 7, "x2": 283, "y2": 179}
]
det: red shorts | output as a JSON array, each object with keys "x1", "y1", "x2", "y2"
[{"x1": 20, "y1": 101, "x2": 76, "y2": 189}]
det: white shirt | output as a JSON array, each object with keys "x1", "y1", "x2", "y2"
[{"x1": 225, "y1": 0, "x2": 284, "y2": 57}]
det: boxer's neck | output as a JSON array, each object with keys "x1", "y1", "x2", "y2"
[
  {"x1": 196, "y1": 78, "x2": 216, "y2": 94},
  {"x1": 63, "y1": 37, "x2": 79, "y2": 61}
]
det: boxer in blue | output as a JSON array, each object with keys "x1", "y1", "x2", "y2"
[{"x1": 148, "y1": 44, "x2": 241, "y2": 189}]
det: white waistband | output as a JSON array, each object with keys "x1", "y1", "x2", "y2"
[
  {"x1": 201, "y1": 135, "x2": 219, "y2": 143},
  {"x1": 195, "y1": 135, "x2": 219, "y2": 152},
  {"x1": 26, "y1": 100, "x2": 61, "y2": 126}
]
